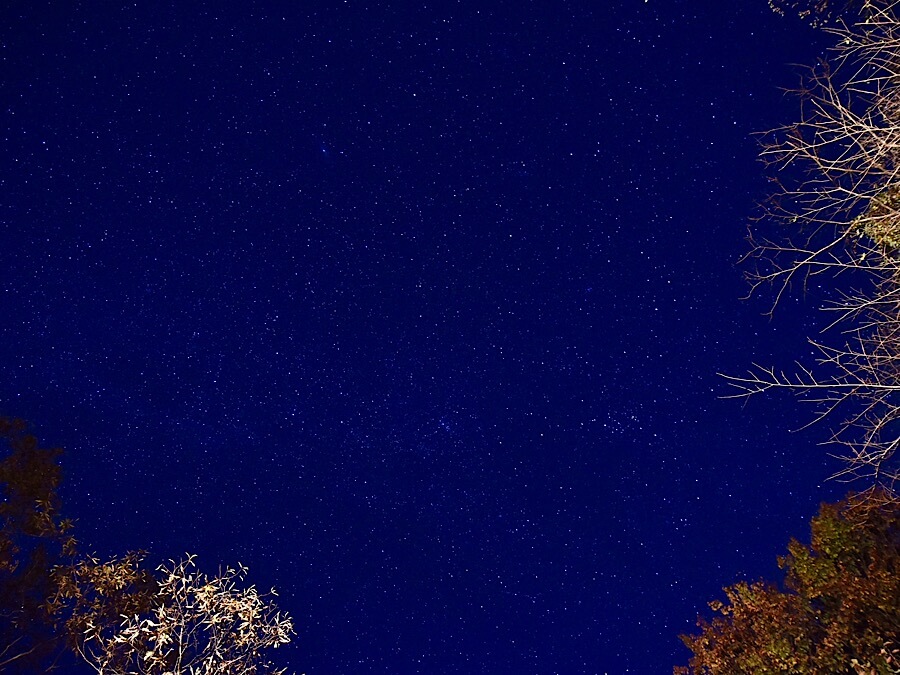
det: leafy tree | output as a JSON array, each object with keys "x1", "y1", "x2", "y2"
[
  {"x1": 49, "y1": 551, "x2": 160, "y2": 664},
  {"x1": 0, "y1": 417, "x2": 297, "y2": 673},
  {"x1": 675, "y1": 491, "x2": 900, "y2": 674},
  {"x1": 0, "y1": 417, "x2": 76, "y2": 671},
  {"x1": 54, "y1": 553, "x2": 294, "y2": 675}
]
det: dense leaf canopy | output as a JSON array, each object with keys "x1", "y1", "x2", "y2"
[{"x1": 676, "y1": 492, "x2": 900, "y2": 674}]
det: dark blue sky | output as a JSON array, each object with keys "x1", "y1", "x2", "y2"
[{"x1": 2, "y1": 2, "x2": 850, "y2": 672}]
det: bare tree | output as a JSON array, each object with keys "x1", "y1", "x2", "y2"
[
  {"x1": 61, "y1": 553, "x2": 294, "y2": 675},
  {"x1": 725, "y1": 0, "x2": 900, "y2": 494}
]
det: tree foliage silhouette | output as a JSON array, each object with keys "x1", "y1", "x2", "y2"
[
  {"x1": 0, "y1": 417, "x2": 75, "y2": 671},
  {"x1": 0, "y1": 417, "x2": 296, "y2": 674},
  {"x1": 675, "y1": 491, "x2": 900, "y2": 674}
]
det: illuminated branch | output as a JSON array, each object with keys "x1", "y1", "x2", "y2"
[{"x1": 737, "y1": 1, "x2": 900, "y2": 492}]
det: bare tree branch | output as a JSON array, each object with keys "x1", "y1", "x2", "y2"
[{"x1": 737, "y1": 0, "x2": 900, "y2": 493}]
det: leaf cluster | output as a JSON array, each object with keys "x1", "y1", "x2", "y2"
[
  {"x1": 0, "y1": 417, "x2": 296, "y2": 674},
  {"x1": 675, "y1": 491, "x2": 900, "y2": 673},
  {"x1": 60, "y1": 554, "x2": 294, "y2": 675}
]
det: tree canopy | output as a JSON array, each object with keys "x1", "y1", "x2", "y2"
[
  {"x1": 0, "y1": 417, "x2": 295, "y2": 674},
  {"x1": 0, "y1": 417, "x2": 75, "y2": 671},
  {"x1": 676, "y1": 491, "x2": 900, "y2": 674}
]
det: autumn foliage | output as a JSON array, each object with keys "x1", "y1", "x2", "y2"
[
  {"x1": 53, "y1": 553, "x2": 294, "y2": 675},
  {"x1": 0, "y1": 417, "x2": 295, "y2": 674},
  {"x1": 676, "y1": 492, "x2": 900, "y2": 674}
]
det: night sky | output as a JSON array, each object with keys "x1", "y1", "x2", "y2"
[{"x1": 1, "y1": 2, "x2": 853, "y2": 673}]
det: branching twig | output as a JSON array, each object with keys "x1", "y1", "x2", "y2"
[{"x1": 738, "y1": 0, "x2": 900, "y2": 493}]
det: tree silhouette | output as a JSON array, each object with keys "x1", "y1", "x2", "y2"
[
  {"x1": 0, "y1": 417, "x2": 296, "y2": 673},
  {"x1": 0, "y1": 417, "x2": 76, "y2": 671},
  {"x1": 675, "y1": 491, "x2": 900, "y2": 674}
]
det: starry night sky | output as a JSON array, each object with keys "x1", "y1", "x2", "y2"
[{"x1": 1, "y1": 2, "x2": 853, "y2": 673}]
